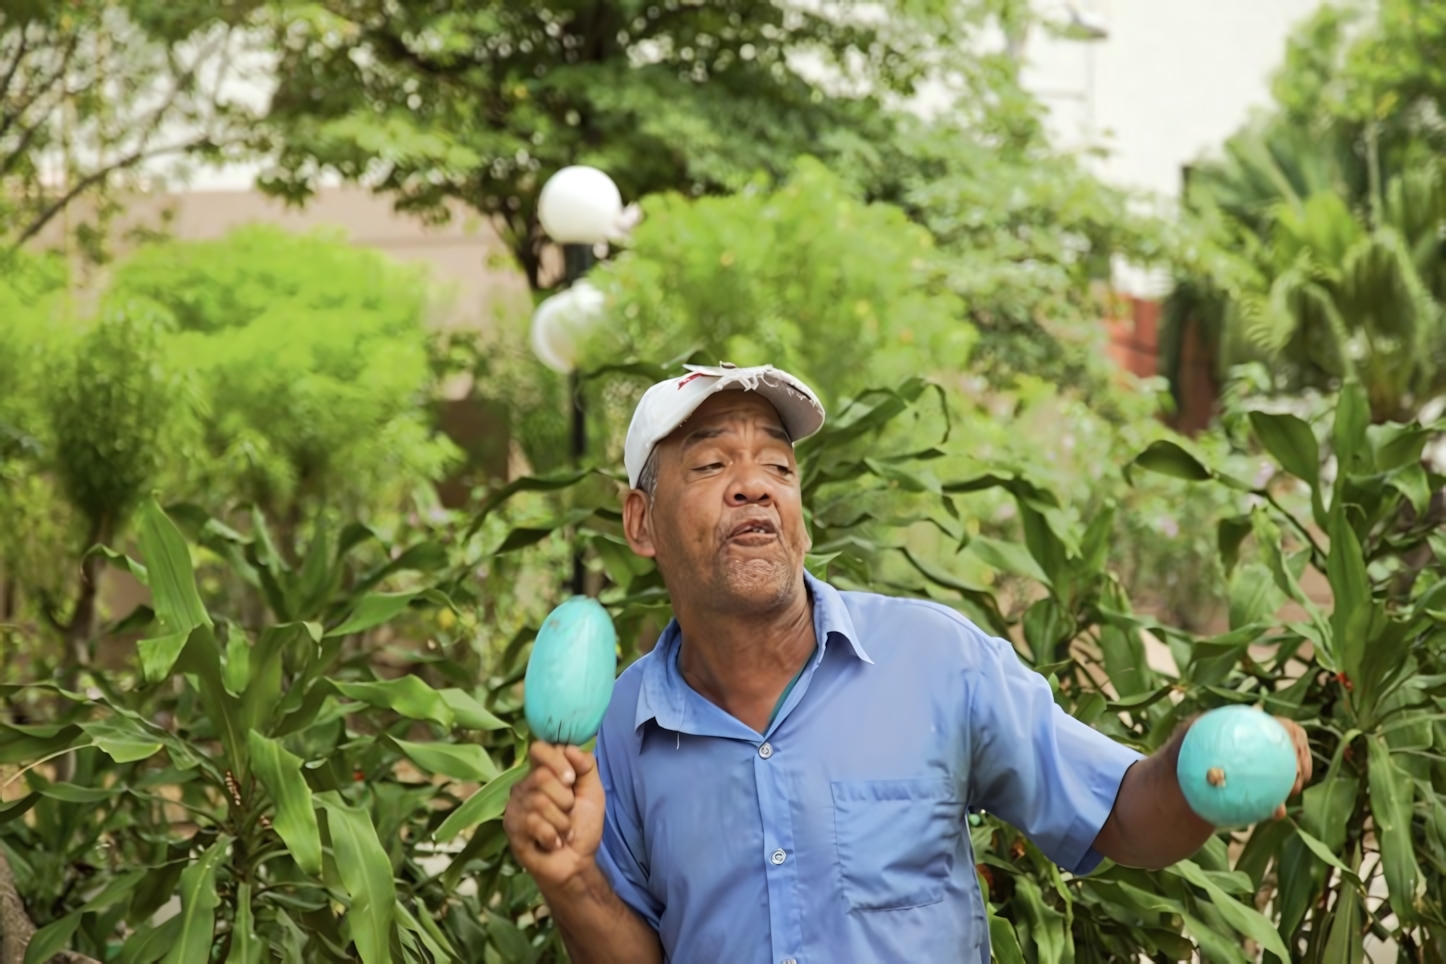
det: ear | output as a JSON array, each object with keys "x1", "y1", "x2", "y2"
[{"x1": 623, "y1": 489, "x2": 657, "y2": 558}]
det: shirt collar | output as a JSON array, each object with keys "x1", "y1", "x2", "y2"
[{"x1": 635, "y1": 570, "x2": 873, "y2": 732}]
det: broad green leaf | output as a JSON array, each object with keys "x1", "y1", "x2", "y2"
[
  {"x1": 161, "y1": 837, "x2": 231, "y2": 964},
  {"x1": 241, "y1": 622, "x2": 316, "y2": 733},
  {"x1": 1013, "y1": 875, "x2": 1067, "y2": 964},
  {"x1": 394, "y1": 900, "x2": 457, "y2": 962},
  {"x1": 31, "y1": 779, "x2": 118, "y2": 803},
  {"x1": 175, "y1": 627, "x2": 248, "y2": 778},
  {"x1": 23, "y1": 910, "x2": 82, "y2": 964},
  {"x1": 137, "y1": 631, "x2": 192, "y2": 685},
  {"x1": 1173, "y1": 859, "x2": 1289, "y2": 959},
  {"x1": 390, "y1": 737, "x2": 498, "y2": 783},
  {"x1": 1390, "y1": 462, "x2": 1429, "y2": 516},
  {"x1": 120, "y1": 915, "x2": 182, "y2": 964},
  {"x1": 1333, "y1": 382, "x2": 1371, "y2": 478},
  {"x1": 1291, "y1": 823, "x2": 1362, "y2": 885},
  {"x1": 436, "y1": 763, "x2": 528, "y2": 841},
  {"x1": 137, "y1": 498, "x2": 212, "y2": 680},
  {"x1": 1217, "y1": 514, "x2": 1253, "y2": 574},
  {"x1": 1127, "y1": 440, "x2": 1211, "y2": 483},
  {"x1": 223, "y1": 632, "x2": 251, "y2": 696},
  {"x1": 486, "y1": 910, "x2": 533, "y2": 963},
  {"x1": 332, "y1": 676, "x2": 453, "y2": 728},
  {"x1": 966, "y1": 535, "x2": 1052, "y2": 587},
  {"x1": 1181, "y1": 912, "x2": 1250, "y2": 964},
  {"x1": 1249, "y1": 411, "x2": 1319, "y2": 491},
  {"x1": 227, "y1": 882, "x2": 263, "y2": 964},
  {"x1": 327, "y1": 591, "x2": 424, "y2": 637},
  {"x1": 79, "y1": 869, "x2": 146, "y2": 914},
  {"x1": 1327, "y1": 510, "x2": 1372, "y2": 683},
  {"x1": 79, "y1": 718, "x2": 162, "y2": 763},
  {"x1": 438, "y1": 688, "x2": 511, "y2": 731},
  {"x1": 1320, "y1": 855, "x2": 1365, "y2": 964},
  {"x1": 1370, "y1": 420, "x2": 1430, "y2": 472},
  {"x1": 316, "y1": 792, "x2": 396, "y2": 964},
  {"x1": 248, "y1": 731, "x2": 322, "y2": 876},
  {"x1": 1367, "y1": 736, "x2": 1419, "y2": 923},
  {"x1": 1301, "y1": 776, "x2": 1357, "y2": 854}
]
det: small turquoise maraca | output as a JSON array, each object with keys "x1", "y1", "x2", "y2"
[
  {"x1": 1176, "y1": 705, "x2": 1297, "y2": 827},
  {"x1": 523, "y1": 596, "x2": 618, "y2": 745}
]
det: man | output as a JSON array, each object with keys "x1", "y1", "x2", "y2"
[{"x1": 503, "y1": 363, "x2": 1310, "y2": 963}]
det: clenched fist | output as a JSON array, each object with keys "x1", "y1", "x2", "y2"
[{"x1": 503, "y1": 741, "x2": 607, "y2": 890}]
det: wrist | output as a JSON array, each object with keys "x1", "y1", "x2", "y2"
[{"x1": 542, "y1": 857, "x2": 607, "y2": 906}]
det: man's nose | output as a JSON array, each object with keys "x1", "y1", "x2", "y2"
[{"x1": 726, "y1": 464, "x2": 774, "y2": 505}]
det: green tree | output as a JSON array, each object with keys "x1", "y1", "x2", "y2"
[
  {"x1": 1163, "y1": 0, "x2": 1446, "y2": 423},
  {"x1": 257, "y1": 0, "x2": 1024, "y2": 289},
  {"x1": 0, "y1": 0, "x2": 262, "y2": 259},
  {"x1": 109, "y1": 225, "x2": 461, "y2": 546},
  {"x1": 590, "y1": 159, "x2": 971, "y2": 408}
]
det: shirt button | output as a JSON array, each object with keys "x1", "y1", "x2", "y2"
[
  {"x1": 782, "y1": 959, "x2": 797, "y2": 964},
  {"x1": 770, "y1": 849, "x2": 786, "y2": 865},
  {"x1": 758, "y1": 742, "x2": 773, "y2": 759}
]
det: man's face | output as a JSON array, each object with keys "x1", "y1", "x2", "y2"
[{"x1": 624, "y1": 391, "x2": 810, "y2": 615}]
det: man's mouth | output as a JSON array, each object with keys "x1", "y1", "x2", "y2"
[{"x1": 728, "y1": 519, "x2": 779, "y2": 541}]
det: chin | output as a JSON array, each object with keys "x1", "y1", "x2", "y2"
[{"x1": 721, "y1": 558, "x2": 799, "y2": 608}]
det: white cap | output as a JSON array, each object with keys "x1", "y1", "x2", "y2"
[{"x1": 623, "y1": 363, "x2": 826, "y2": 488}]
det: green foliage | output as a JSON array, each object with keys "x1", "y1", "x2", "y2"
[
  {"x1": 45, "y1": 302, "x2": 174, "y2": 535},
  {"x1": 1164, "y1": 0, "x2": 1446, "y2": 424},
  {"x1": 111, "y1": 226, "x2": 460, "y2": 528},
  {"x1": 590, "y1": 159, "x2": 971, "y2": 408},
  {"x1": 257, "y1": 0, "x2": 1027, "y2": 289}
]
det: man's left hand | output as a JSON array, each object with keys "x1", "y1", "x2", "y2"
[{"x1": 1270, "y1": 716, "x2": 1313, "y2": 820}]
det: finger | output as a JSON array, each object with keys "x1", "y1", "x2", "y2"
[
  {"x1": 565, "y1": 747, "x2": 600, "y2": 793},
  {"x1": 1272, "y1": 803, "x2": 1286, "y2": 821},
  {"x1": 522, "y1": 789, "x2": 573, "y2": 836},
  {"x1": 524, "y1": 812, "x2": 565, "y2": 852},
  {"x1": 531, "y1": 766, "x2": 578, "y2": 812},
  {"x1": 564, "y1": 745, "x2": 596, "y2": 778},
  {"x1": 529, "y1": 740, "x2": 576, "y2": 786}
]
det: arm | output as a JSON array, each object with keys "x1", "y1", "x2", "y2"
[
  {"x1": 1092, "y1": 716, "x2": 1312, "y2": 870},
  {"x1": 503, "y1": 742, "x2": 663, "y2": 964}
]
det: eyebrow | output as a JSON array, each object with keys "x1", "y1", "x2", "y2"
[{"x1": 680, "y1": 423, "x2": 791, "y2": 450}]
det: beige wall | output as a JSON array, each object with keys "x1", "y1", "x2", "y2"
[{"x1": 48, "y1": 185, "x2": 533, "y2": 336}]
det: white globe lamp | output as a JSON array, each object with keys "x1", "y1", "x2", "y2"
[
  {"x1": 538, "y1": 166, "x2": 623, "y2": 244},
  {"x1": 530, "y1": 280, "x2": 607, "y2": 374}
]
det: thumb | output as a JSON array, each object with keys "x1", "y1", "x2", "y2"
[{"x1": 565, "y1": 746, "x2": 599, "y2": 788}]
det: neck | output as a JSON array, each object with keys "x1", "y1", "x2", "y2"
[{"x1": 673, "y1": 572, "x2": 817, "y2": 734}]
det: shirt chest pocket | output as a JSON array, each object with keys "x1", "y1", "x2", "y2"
[{"x1": 831, "y1": 777, "x2": 963, "y2": 912}]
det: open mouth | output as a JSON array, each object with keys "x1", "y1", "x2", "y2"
[{"x1": 728, "y1": 519, "x2": 779, "y2": 541}]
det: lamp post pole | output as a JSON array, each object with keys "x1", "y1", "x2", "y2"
[
  {"x1": 533, "y1": 165, "x2": 624, "y2": 598},
  {"x1": 563, "y1": 244, "x2": 594, "y2": 595}
]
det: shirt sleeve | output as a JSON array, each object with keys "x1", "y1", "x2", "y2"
[
  {"x1": 963, "y1": 627, "x2": 1143, "y2": 875},
  {"x1": 593, "y1": 720, "x2": 665, "y2": 930}
]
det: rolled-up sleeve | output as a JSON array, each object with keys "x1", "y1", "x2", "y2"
[
  {"x1": 594, "y1": 722, "x2": 664, "y2": 930},
  {"x1": 964, "y1": 628, "x2": 1143, "y2": 875}
]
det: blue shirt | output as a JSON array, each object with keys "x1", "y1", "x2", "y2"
[{"x1": 594, "y1": 572, "x2": 1142, "y2": 963}]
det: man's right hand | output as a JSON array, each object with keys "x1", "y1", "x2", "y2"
[{"x1": 504, "y1": 741, "x2": 606, "y2": 891}]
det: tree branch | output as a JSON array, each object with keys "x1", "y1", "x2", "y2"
[
  {"x1": 6, "y1": 135, "x2": 224, "y2": 248},
  {"x1": 0, "y1": 26, "x2": 81, "y2": 145},
  {"x1": 0, "y1": 25, "x2": 31, "y2": 107}
]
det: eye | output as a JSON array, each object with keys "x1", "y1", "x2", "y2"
[
  {"x1": 769, "y1": 463, "x2": 793, "y2": 475},
  {"x1": 691, "y1": 462, "x2": 724, "y2": 473}
]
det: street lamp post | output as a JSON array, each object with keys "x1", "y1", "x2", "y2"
[{"x1": 533, "y1": 165, "x2": 624, "y2": 595}]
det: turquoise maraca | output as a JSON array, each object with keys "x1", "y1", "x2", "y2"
[
  {"x1": 1177, "y1": 705, "x2": 1297, "y2": 827},
  {"x1": 524, "y1": 596, "x2": 618, "y2": 746}
]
